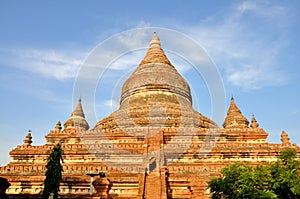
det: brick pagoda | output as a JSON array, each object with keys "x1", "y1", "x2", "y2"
[{"x1": 0, "y1": 33, "x2": 299, "y2": 199}]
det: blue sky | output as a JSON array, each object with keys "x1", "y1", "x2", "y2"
[{"x1": 0, "y1": 0, "x2": 300, "y2": 165}]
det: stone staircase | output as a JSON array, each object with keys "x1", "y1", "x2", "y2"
[{"x1": 144, "y1": 171, "x2": 167, "y2": 199}]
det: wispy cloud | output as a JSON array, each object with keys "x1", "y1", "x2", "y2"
[
  {"x1": 109, "y1": 51, "x2": 145, "y2": 70},
  {"x1": 1, "y1": 48, "x2": 86, "y2": 80},
  {"x1": 0, "y1": 0, "x2": 293, "y2": 91},
  {"x1": 236, "y1": 0, "x2": 287, "y2": 22},
  {"x1": 0, "y1": 28, "x2": 207, "y2": 85},
  {"x1": 173, "y1": 0, "x2": 292, "y2": 90}
]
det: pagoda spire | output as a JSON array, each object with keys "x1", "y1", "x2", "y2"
[
  {"x1": 281, "y1": 130, "x2": 291, "y2": 146},
  {"x1": 64, "y1": 98, "x2": 89, "y2": 130},
  {"x1": 71, "y1": 97, "x2": 85, "y2": 118},
  {"x1": 55, "y1": 121, "x2": 62, "y2": 131},
  {"x1": 23, "y1": 131, "x2": 32, "y2": 146},
  {"x1": 223, "y1": 97, "x2": 249, "y2": 128},
  {"x1": 139, "y1": 32, "x2": 172, "y2": 66},
  {"x1": 250, "y1": 114, "x2": 259, "y2": 128},
  {"x1": 149, "y1": 32, "x2": 161, "y2": 48}
]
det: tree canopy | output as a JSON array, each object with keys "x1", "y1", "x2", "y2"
[
  {"x1": 208, "y1": 149, "x2": 300, "y2": 199},
  {"x1": 43, "y1": 143, "x2": 64, "y2": 199},
  {"x1": 0, "y1": 177, "x2": 10, "y2": 199}
]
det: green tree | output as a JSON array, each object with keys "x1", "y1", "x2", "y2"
[
  {"x1": 43, "y1": 143, "x2": 64, "y2": 199},
  {"x1": 271, "y1": 149, "x2": 300, "y2": 199},
  {"x1": 208, "y1": 149, "x2": 300, "y2": 199},
  {"x1": 209, "y1": 163, "x2": 276, "y2": 199},
  {"x1": 0, "y1": 177, "x2": 10, "y2": 199}
]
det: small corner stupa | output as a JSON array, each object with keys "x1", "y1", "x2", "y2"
[{"x1": 0, "y1": 33, "x2": 299, "y2": 199}]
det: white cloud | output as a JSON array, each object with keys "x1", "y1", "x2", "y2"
[
  {"x1": 226, "y1": 65, "x2": 285, "y2": 90},
  {"x1": 235, "y1": 0, "x2": 287, "y2": 22},
  {"x1": 116, "y1": 29, "x2": 149, "y2": 49},
  {"x1": 109, "y1": 51, "x2": 144, "y2": 70},
  {"x1": 135, "y1": 21, "x2": 152, "y2": 28},
  {"x1": 173, "y1": 0, "x2": 292, "y2": 90},
  {"x1": 1, "y1": 0, "x2": 293, "y2": 91},
  {"x1": 237, "y1": 1, "x2": 257, "y2": 13},
  {"x1": 2, "y1": 48, "x2": 86, "y2": 80}
]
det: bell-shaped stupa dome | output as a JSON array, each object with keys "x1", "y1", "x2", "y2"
[
  {"x1": 120, "y1": 33, "x2": 192, "y2": 108},
  {"x1": 92, "y1": 33, "x2": 217, "y2": 170}
]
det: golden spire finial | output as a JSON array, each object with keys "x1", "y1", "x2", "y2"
[
  {"x1": 139, "y1": 32, "x2": 172, "y2": 66},
  {"x1": 149, "y1": 32, "x2": 161, "y2": 48}
]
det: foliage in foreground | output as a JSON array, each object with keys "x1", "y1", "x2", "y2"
[
  {"x1": 208, "y1": 149, "x2": 300, "y2": 199},
  {"x1": 0, "y1": 177, "x2": 10, "y2": 199},
  {"x1": 42, "y1": 143, "x2": 64, "y2": 199}
]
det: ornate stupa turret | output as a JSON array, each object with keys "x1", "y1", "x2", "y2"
[
  {"x1": 250, "y1": 115, "x2": 259, "y2": 128},
  {"x1": 23, "y1": 131, "x2": 32, "y2": 146},
  {"x1": 120, "y1": 32, "x2": 192, "y2": 108},
  {"x1": 223, "y1": 97, "x2": 249, "y2": 128},
  {"x1": 281, "y1": 130, "x2": 291, "y2": 146},
  {"x1": 64, "y1": 98, "x2": 89, "y2": 130},
  {"x1": 55, "y1": 121, "x2": 62, "y2": 131}
]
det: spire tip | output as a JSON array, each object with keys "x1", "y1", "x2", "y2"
[{"x1": 150, "y1": 32, "x2": 161, "y2": 48}]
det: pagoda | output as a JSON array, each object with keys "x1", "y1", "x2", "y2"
[{"x1": 0, "y1": 33, "x2": 299, "y2": 199}]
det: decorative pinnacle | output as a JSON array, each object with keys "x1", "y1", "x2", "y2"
[
  {"x1": 139, "y1": 32, "x2": 172, "y2": 66},
  {"x1": 228, "y1": 97, "x2": 241, "y2": 114},
  {"x1": 149, "y1": 32, "x2": 161, "y2": 48},
  {"x1": 281, "y1": 130, "x2": 291, "y2": 146},
  {"x1": 64, "y1": 98, "x2": 90, "y2": 130},
  {"x1": 250, "y1": 114, "x2": 259, "y2": 128},
  {"x1": 55, "y1": 120, "x2": 62, "y2": 131},
  {"x1": 223, "y1": 97, "x2": 249, "y2": 128},
  {"x1": 71, "y1": 98, "x2": 85, "y2": 118},
  {"x1": 23, "y1": 131, "x2": 32, "y2": 146}
]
